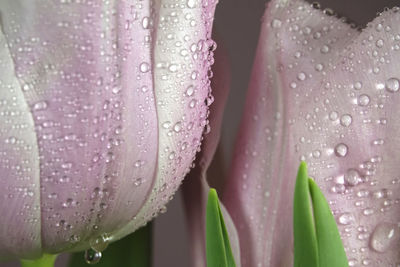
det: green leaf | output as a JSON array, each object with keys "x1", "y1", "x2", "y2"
[
  {"x1": 21, "y1": 254, "x2": 58, "y2": 267},
  {"x1": 206, "y1": 188, "x2": 236, "y2": 267},
  {"x1": 293, "y1": 162, "x2": 348, "y2": 267},
  {"x1": 293, "y1": 162, "x2": 318, "y2": 267},
  {"x1": 68, "y1": 222, "x2": 152, "y2": 267},
  {"x1": 309, "y1": 178, "x2": 349, "y2": 267}
]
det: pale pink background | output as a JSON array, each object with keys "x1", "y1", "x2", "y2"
[{"x1": 1, "y1": 0, "x2": 398, "y2": 266}]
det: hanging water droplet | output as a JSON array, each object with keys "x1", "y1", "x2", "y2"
[
  {"x1": 385, "y1": 78, "x2": 400, "y2": 93},
  {"x1": 90, "y1": 234, "x2": 110, "y2": 253},
  {"x1": 84, "y1": 248, "x2": 102, "y2": 265},
  {"x1": 370, "y1": 222, "x2": 399, "y2": 252},
  {"x1": 335, "y1": 143, "x2": 348, "y2": 157}
]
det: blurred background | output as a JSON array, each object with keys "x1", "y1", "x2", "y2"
[{"x1": 2, "y1": 0, "x2": 398, "y2": 266}]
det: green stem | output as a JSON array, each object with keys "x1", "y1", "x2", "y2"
[{"x1": 20, "y1": 254, "x2": 58, "y2": 267}]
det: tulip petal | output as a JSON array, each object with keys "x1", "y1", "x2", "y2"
[
  {"x1": 0, "y1": 26, "x2": 41, "y2": 259},
  {"x1": 223, "y1": 0, "x2": 400, "y2": 266},
  {"x1": 109, "y1": 0, "x2": 219, "y2": 241},
  {"x1": 0, "y1": 0, "x2": 158, "y2": 253}
]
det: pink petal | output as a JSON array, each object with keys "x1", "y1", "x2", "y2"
[
  {"x1": 0, "y1": 27, "x2": 41, "y2": 260},
  {"x1": 109, "y1": 0, "x2": 219, "y2": 241},
  {"x1": 224, "y1": 0, "x2": 400, "y2": 265},
  {"x1": 183, "y1": 43, "x2": 241, "y2": 267}
]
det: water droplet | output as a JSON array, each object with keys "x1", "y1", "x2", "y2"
[
  {"x1": 187, "y1": 0, "x2": 196, "y2": 8},
  {"x1": 32, "y1": 101, "x2": 49, "y2": 111},
  {"x1": 370, "y1": 222, "x2": 400, "y2": 252},
  {"x1": 90, "y1": 234, "x2": 110, "y2": 253},
  {"x1": 140, "y1": 62, "x2": 150, "y2": 73},
  {"x1": 340, "y1": 114, "x2": 352, "y2": 127},
  {"x1": 134, "y1": 178, "x2": 143, "y2": 186},
  {"x1": 162, "y1": 121, "x2": 171, "y2": 129},
  {"x1": 69, "y1": 234, "x2": 81, "y2": 243},
  {"x1": 385, "y1": 78, "x2": 400, "y2": 93},
  {"x1": 358, "y1": 94, "x2": 370, "y2": 106},
  {"x1": 329, "y1": 111, "x2": 338, "y2": 121},
  {"x1": 320, "y1": 45, "x2": 330, "y2": 54},
  {"x1": 271, "y1": 19, "x2": 282, "y2": 28},
  {"x1": 142, "y1": 17, "x2": 150, "y2": 29},
  {"x1": 354, "y1": 81, "x2": 362, "y2": 90},
  {"x1": 186, "y1": 85, "x2": 194, "y2": 96},
  {"x1": 335, "y1": 143, "x2": 348, "y2": 157},
  {"x1": 315, "y1": 63, "x2": 324, "y2": 72},
  {"x1": 338, "y1": 213, "x2": 355, "y2": 225},
  {"x1": 84, "y1": 248, "x2": 102, "y2": 264},
  {"x1": 297, "y1": 72, "x2": 306, "y2": 81},
  {"x1": 173, "y1": 122, "x2": 182, "y2": 132},
  {"x1": 376, "y1": 39, "x2": 384, "y2": 48},
  {"x1": 344, "y1": 169, "x2": 361, "y2": 186}
]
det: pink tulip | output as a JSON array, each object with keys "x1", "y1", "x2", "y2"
[
  {"x1": 0, "y1": 0, "x2": 217, "y2": 260},
  {"x1": 219, "y1": 0, "x2": 400, "y2": 266}
]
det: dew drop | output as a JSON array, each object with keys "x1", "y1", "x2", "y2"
[
  {"x1": 271, "y1": 19, "x2": 282, "y2": 28},
  {"x1": 186, "y1": 85, "x2": 194, "y2": 96},
  {"x1": 187, "y1": 0, "x2": 196, "y2": 8},
  {"x1": 320, "y1": 44, "x2": 330, "y2": 54},
  {"x1": 134, "y1": 178, "x2": 143, "y2": 187},
  {"x1": 385, "y1": 78, "x2": 400, "y2": 93},
  {"x1": 335, "y1": 143, "x2": 348, "y2": 157},
  {"x1": 344, "y1": 169, "x2": 361, "y2": 186},
  {"x1": 32, "y1": 101, "x2": 49, "y2": 111},
  {"x1": 297, "y1": 72, "x2": 306, "y2": 81},
  {"x1": 358, "y1": 94, "x2": 370, "y2": 106},
  {"x1": 340, "y1": 114, "x2": 352, "y2": 127},
  {"x1": 370, "y1": 222, "x2": 399, "y2": 253},
  {"x1": 90, "y1": 234, "x2": 110, "y2": 253},
  {"x1": 338, "y1": 212, "x2": 355, "y2": 225},
  {"x1": 142, "y1": 17, "x2": 150, "y2": 29},
  {"x1": 173, "y1": 122, "x2": 182, "y2": 132},
  {"x1": 376, "y1": 39, "x2": 384, "y2": 48},
  {"x1": 84, "y1": 248, "x2": 102, "y2": 265},
  {"x1": 354, "y1": 81, "x2": 362, "y2": 90},
  {"x1": 139, "y1": 62, "x2": 150, "y2": 73}
]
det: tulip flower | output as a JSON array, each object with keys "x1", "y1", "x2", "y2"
[
  {"x1": 0, "y1": 0, "x2": 217, "y2": 262},
  {"x1": 186, "y1": 0, "x2": 400, "y2": 266},
  {"x1": 221, "y1": 0, "x2": 400, "y2": 266}
]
